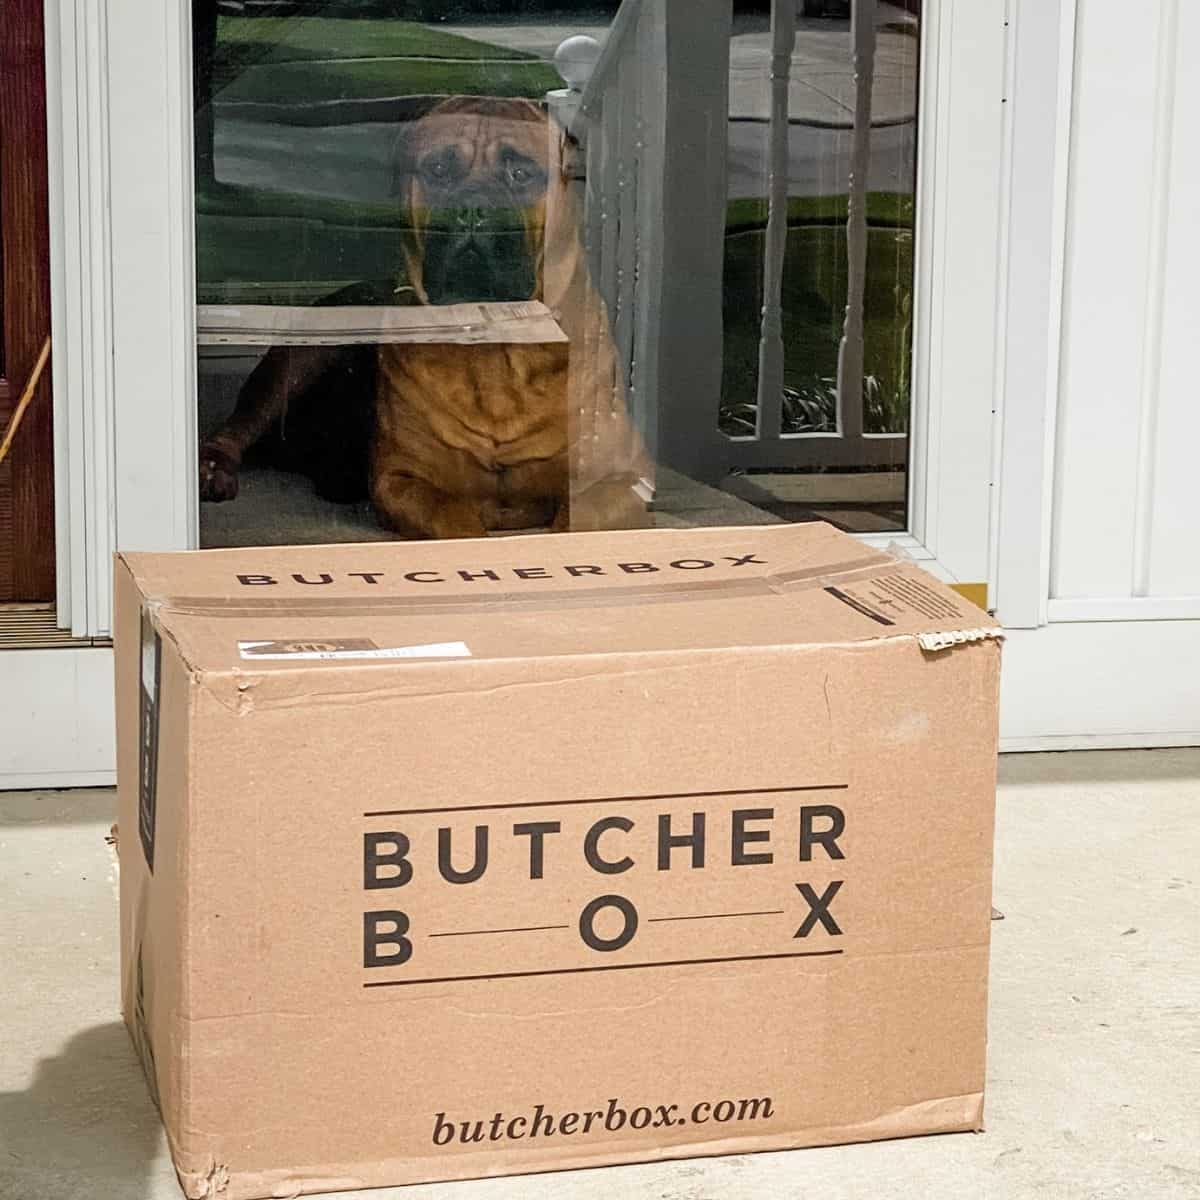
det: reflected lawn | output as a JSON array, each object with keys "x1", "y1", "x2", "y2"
[{"x1": 212, "y1": 16, "x2": 558, "y2": 103}]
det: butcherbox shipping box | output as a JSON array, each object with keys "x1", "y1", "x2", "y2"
[{"x1": 114, "y1": 523, "x2": 1002, "y2": 1199}]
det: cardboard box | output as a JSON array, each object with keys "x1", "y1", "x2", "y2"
[{"x1": 114, "y1": 523, "x2": 1001, "y2": 1199}]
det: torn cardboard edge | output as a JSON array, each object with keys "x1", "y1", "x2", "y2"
[{"x1": 917, "y1": 628, "x2": 1005, "y2": 653}]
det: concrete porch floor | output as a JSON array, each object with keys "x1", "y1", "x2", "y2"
[{"x1": 2, "y1": 750, "x2": 1198, "y2": 1200}]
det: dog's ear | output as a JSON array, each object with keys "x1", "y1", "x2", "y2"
[
  {"x1": 390, "y1": 109, "x2": 430, "y2": 304},
  {"x1": 507, "y1": 97, "x2": 552, "y2": 132},
  {"x1": 390, "y1": 121, "x2": 417, "y2": 200}
]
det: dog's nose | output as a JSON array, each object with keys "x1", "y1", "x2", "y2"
[{"x1": 455, "y1": 206, "x2": 487, "y2": 233}]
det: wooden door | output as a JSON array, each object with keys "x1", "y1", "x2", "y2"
[{"x1": 0, "y1": 0, "x2": 55, "y2": 602}]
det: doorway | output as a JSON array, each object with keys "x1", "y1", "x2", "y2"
[{"x1": 0, "y1": 0, "x2": 1011, "y2": 786}]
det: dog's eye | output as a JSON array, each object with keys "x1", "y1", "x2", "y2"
[
  {"x1": 501, "y1": 152, "x2": 543, "y2": 190},
  {"x1": 421, "y1": 152, "x2": 460, "y2": 184}
]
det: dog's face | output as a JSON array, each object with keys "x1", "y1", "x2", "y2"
[{"x1": 397, "y1": 97, "x2": 550, "y2": 306}]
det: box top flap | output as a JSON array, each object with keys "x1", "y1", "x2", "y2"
[
  {"x1": 119, "y1": 523, "x2": 998, "y2": 678},
  {"x1": 197, "y1": 299, "x2": 568, "y2": 348}
]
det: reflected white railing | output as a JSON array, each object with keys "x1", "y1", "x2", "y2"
[
  {"x1": 547, "y1": 4, "x2": 656, "y2": 467},
  {"x1": 549, "y1": 0, "x2": 731, "y2": 481},
  {"x1": 552, "y1": 0, "x2": 908, "y2": 480},
  {"x1": 735, "y1": 0, "x2": 906, "y2": 470},
  {"x1": 837, "y1": 0, "x2": 879, "y2": 446},
  {"x1": 754, "y1": 0, "x2": 797, "y2": 444}
]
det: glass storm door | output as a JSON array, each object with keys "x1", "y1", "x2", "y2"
[{"x1": 188, "y1": 1, "x2": 974, "y2": 562}]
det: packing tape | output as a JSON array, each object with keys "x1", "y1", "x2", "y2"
[{"x1": 151, "y1": 555, "x2": 898, "y2": 621}]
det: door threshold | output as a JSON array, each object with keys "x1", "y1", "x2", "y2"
[{"x1": 0, "y1": 604, "x2": 110, "y2": 650}]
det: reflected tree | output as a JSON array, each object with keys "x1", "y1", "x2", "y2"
[{"x1": 192, "y1": 1, "x2": 219, "y2": 187}]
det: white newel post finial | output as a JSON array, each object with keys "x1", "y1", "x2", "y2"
[
  {"x1": 548, "y1": 35, "x2": 602, "y2": 144},
  {"x1": 554, "y1": 35, "x2": 603, "y2": 93}
]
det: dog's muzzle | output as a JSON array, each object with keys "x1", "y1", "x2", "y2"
[{"x1": 418, "y1": 192, "x2": 542, "y2": 305}]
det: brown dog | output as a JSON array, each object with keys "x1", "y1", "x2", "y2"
[{"x1": 199, "y1": 96, "x2": 649, "y2": 539}]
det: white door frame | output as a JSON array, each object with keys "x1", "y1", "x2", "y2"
[
  {"x1": 45, "y1": 0, "x2": 198, "y2": 642},
  {"x1": 992, "y1": 0, "x2": 1075, "y2": 631},
  {"x1": 889, "y1": 0, "x2": 1007, "y2": 594},
  {"x1": 2, "y1": 0, "x2": 1010, "y2": 787}
]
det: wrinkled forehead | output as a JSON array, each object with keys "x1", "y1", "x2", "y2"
[{"x1": 410, "y1": 108, "x2": 549, "y2": 168}]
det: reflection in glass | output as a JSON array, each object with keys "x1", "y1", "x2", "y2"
[{"x1": 193, "y1": 1, "x2": 919, "y2": 547}]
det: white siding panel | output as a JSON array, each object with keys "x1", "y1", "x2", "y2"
[
  {"x1": 1050, "y1": 1, "x2": 1161, "y2": 598},
  {"x1": 1001, "y1": 620, "x2": 1200, "y2": 747},
  {"x1": 0, "y1": 649, "x2": 116, "y2": 787},
  {"x1": 1147, "y1": 3, "x2": 1200, "y2": 595}
]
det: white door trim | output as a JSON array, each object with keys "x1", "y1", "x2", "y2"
[
  {"x1": 860, "y1": 0, "x2": 1012, "y2": 600},
  {"x1": 893, "y1": 0, "x2": 1008, "y2": 588},
  {"x1": 44, "y1": 0, "x2": 117, "y2": 638},
  {"x1": 1047, "y1": 596, "x2": 1200, "y2": 623},
  {"x1": 34, "y1": 0, "x2": 195, "y2": 641},
  {"x1": 106, "y1": 0, "x2": 199, "y2": 572},
  {"x1": 991, "y1": 0, "x2": 1077, "y2": 629},
  {"x1": 44, "y1": 0, "x2": 200, "y2": 639}
]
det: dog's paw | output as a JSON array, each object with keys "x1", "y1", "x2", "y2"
[
  {"x1": 430, "y1": 500, "x2": 489, "y2": 540},
  {"x1": 199, "y1": 445, "x2": 240, "y2": 503}
]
